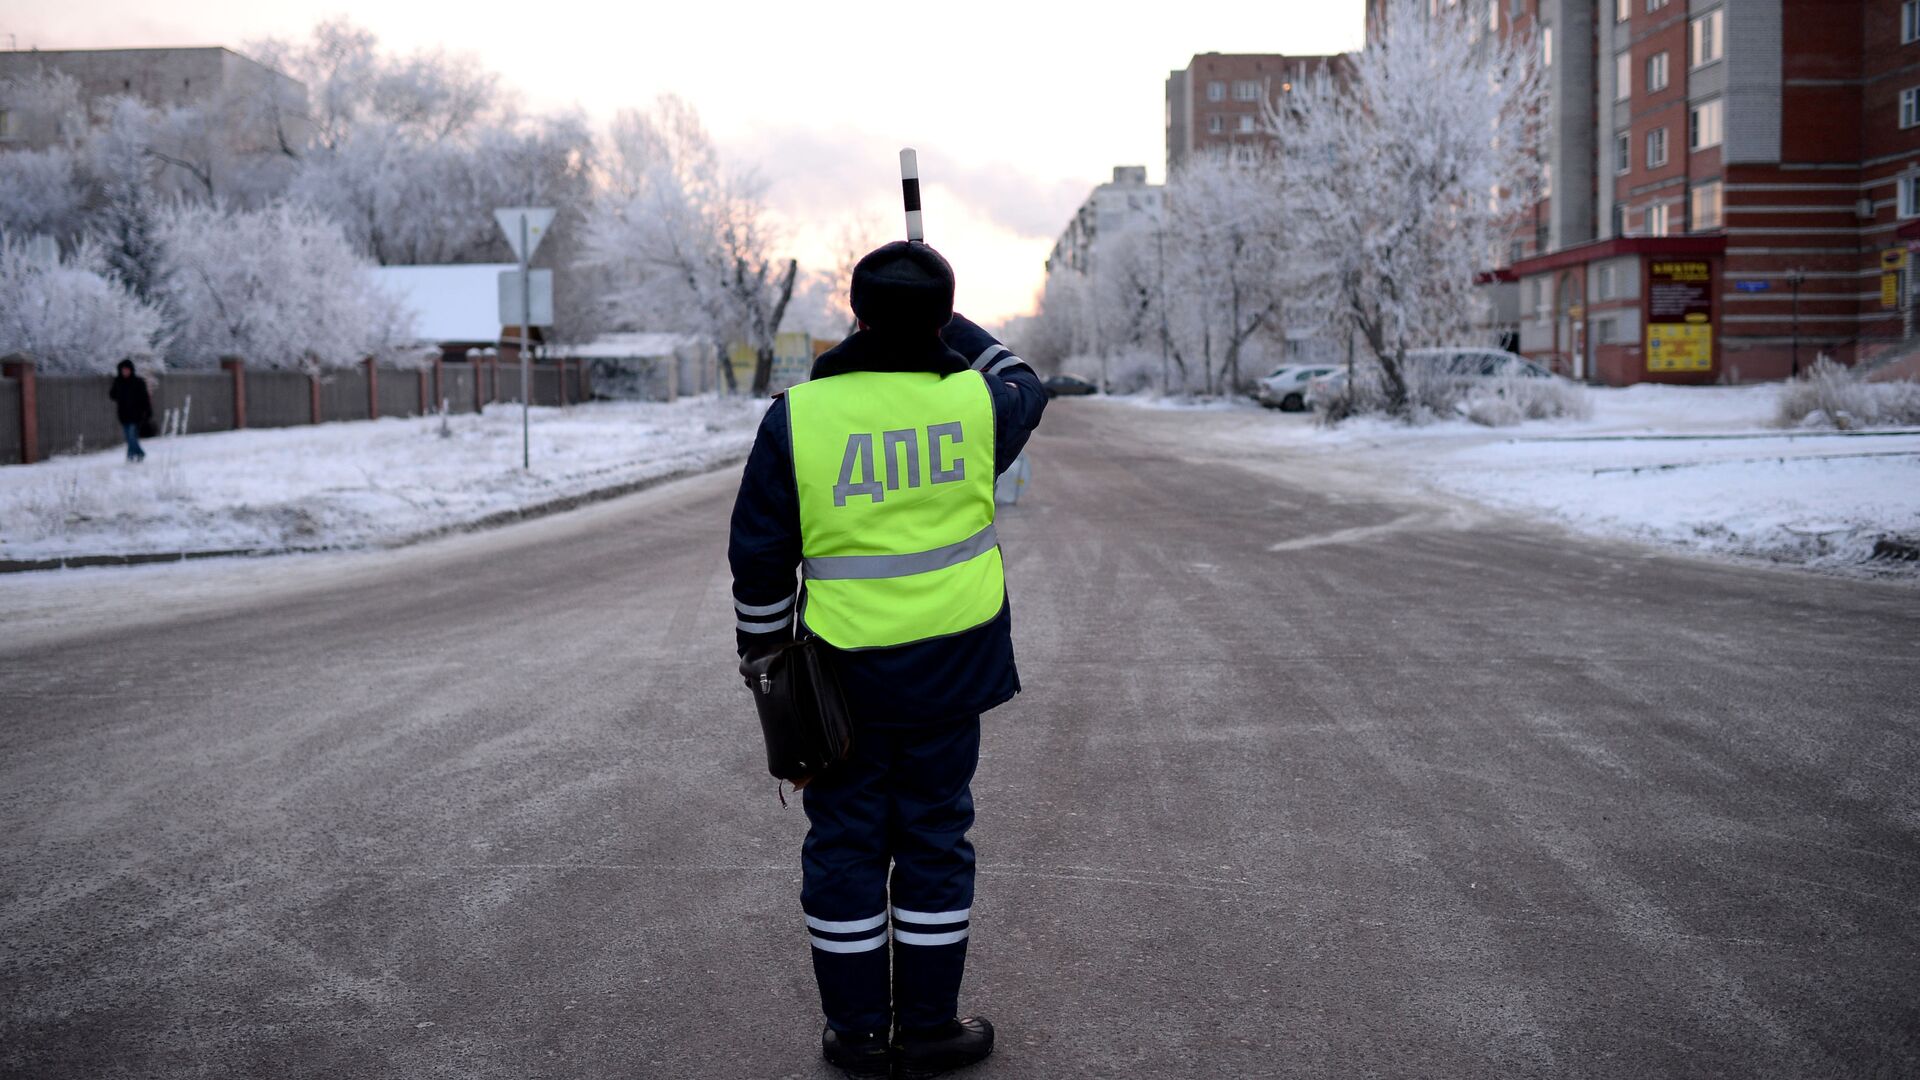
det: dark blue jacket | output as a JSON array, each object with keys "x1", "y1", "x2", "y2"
[{"x1": 728, "y1": 314, "x2": 1047, "y2": 724}]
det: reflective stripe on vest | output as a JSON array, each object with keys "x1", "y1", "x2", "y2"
[{"x1": 787, "y1": 369, "x2": 1004, "y2": 650}]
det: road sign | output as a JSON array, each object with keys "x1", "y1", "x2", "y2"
[
  {"x1": 1883, "y1": 274, "x2": 1901, "y2": 309},
  {"x1": 498, "y1": 269, "x2": 554, "y2": 327},
  {"x1": 494, "y1": 207, "x2": 556, "y2": 262},
  {"x1": 1883, "y1": 248, "x2": 1909, "y2": 271},
  {"x1": 1734, "y1": 280, "x2": 1770, "y2": 292}
]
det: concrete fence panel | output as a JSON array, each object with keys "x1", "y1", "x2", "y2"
[
  {"x1": 318, "y1": 368, "x2": 370, "y2": 423},
  {"x1": 250, "y1": 371, "x2": 315, "y2": 428},
  {"x1": 532, "y1": 365, "x2": 561, "y2": 407},
  {"x1": 158, "y1": 373, "x2": 234, "y2": 433},
  {"x1": 36, "y1": 375, "x2": 123, "y2": 458},
  {"x1": 376, "y1": 366, "x2": 421, "y2": 418},
  {"x1": 439, "y1": 365, "x2": 476, "y2": 414},
  {"x1": 495, "y1": 364, "x2": 524, "y2": 405},
  {"x1": 0, "y1": 376, "x2": 20, "y2": 464}
]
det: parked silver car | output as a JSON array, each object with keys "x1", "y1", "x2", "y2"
[{"x1": 1255, "y1": 365, "x2": 1340, "y2": 411}]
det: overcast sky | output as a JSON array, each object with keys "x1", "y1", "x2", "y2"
[{"x1": 2, "y1": 0, "x2": 1364, "y2": 321}]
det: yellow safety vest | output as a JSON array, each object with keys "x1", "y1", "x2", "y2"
[{"x1": 787, "y1": 369, "x2": 1004, "y2": 650}]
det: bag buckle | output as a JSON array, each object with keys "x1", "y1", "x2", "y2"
[{"x1": 758, "y1": 674, "x2": 772, "y2": 694}]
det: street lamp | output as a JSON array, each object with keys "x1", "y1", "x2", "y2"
[{"x1": 1785, "y1": 267, "x2": 1807, "y2": 378}]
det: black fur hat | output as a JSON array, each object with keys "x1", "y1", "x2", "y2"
[{"x1": 850, "y1": 241, "x2": 955, "y2": 334}]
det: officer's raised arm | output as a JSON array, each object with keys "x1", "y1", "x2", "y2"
[{"x1": 940, "y1": 313, "x2": 1047, "y2": 476}]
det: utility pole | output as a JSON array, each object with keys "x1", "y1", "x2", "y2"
[{"x1": 1786, "y1": 267, "x2": 1806, "y2": 378}]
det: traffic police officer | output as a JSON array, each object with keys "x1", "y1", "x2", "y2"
[{"x1": 729, "y1": 240, "x2": 1047, "y2": 1079}]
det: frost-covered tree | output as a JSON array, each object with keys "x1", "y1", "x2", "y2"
[
  {"x1": 157, "y1": 202, "x2": 415, "y2": 371},
  {"x1": 0, "y1": 237, "x2": 164, "y2": 373},
  {"x1": 582, "y1": 96, "x2": 796, "y2": 395},
  {"x1": 0, "y1": 148, "x2": 88, "y2": 250},
  {"x1": 91, "y1": 99, "x2": 170, "y2": 308},
  {"x1": 1161, "y1": 153, "x2": 1290, "y2": 395},
  {"x1": 1272, "y1": 0, "x2": 1545, "y2": 414}
]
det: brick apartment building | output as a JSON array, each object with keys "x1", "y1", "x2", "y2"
[
  {"x1": 1166, "y1": 52, "x2": 1342, "y2": 174},
  {"x1": 1435, "y1": 0, "x2": 1920, "y2": 384}
]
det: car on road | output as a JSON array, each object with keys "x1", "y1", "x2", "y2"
[
  {"x1": 1042, "y1": 374, "x2": 1098, "y2": 398},
  {"x1": 1255, "y1": 365, "x2": 1340, "y2": 411},
  {"x1": 1304, "y1": 349, "x2": 1563, "y2": 412}
]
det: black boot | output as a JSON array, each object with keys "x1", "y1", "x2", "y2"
[
  {"x1": 893, "y1": 1016, "x2": 994, "y2": 1080},
  {"x1": 822, "y1": 1025, "x2": 891, "y2": 1080}
]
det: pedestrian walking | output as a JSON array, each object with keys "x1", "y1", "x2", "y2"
[
  {"x1": 109, "y1": 360, "x2": 153, "y2": 462},
  {"x1": 730, "y1": 240, "x2": 1047, "y2": 1079}
]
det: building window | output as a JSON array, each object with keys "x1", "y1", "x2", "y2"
[
  {"x1": 1905, "y1": 1, "x2": 1920, "y2": 43},
  {"x1": 1647, "y1": 203, "x2": 1671, "y2": 236},
  {"x1": 1900, "y1": 173, "x2": 1920, "y2": 218},
  {"x1": 1615, "y1": 53, "x2": 1632, "y2": 101},
  {"x1": 1647, "y1": 126, "x2": 1669, "y2": 167},
  {"x1": 1207, "y1": 115, "x2": 1224, "y2": 134},
  {"x1": 1646, "y1": 52, "x2": 1669, "y2": 92},
  {"x1": 1543, "y1": 26, "x2": 1554, "y2": 66},
  {"x1": 1615, "y1": 131, "x2": 1631, "y2": 173},
  {"x1": 1646, "y1": 0, "x2": 1667, "y2": 11},
  {"x1": 1690, "y1": 99, "x2": 1723, "y2": 150},
  {"x1": 1690, "y1": 9, "x2": 1724, "y2": 66},
  {"x1": 1541, "y1": 161, "x2": 1553, "y2": 198},
  {"x1": 1597, "y1": 264, "x2": 1617, "y2": 299},
  {"x1": 1237, "y1": 114, "x2": 1256, "y2": 133},
  {"x1": 1207, "y1": 81, "x2": 1226, "y2": 102},
  {"x1": 1595, "y1": 317, "x2": 1619, "y2": 344},
  {"x1": 1903, "y1": 87, "x2": 1920, "y2": 129},
  {"x1": 1233, "y1": 80, "x2": 1260, "y2": 101},
  {"x1": 1616, "y1": 0, "x2": 1630, "y2": 21},
  {"x1": 1490, "y1": 0, "x2": 1499, "y2": 31},
  {"x1": 1690, "y1": 179, "x2": 1723, "y2": 230}
]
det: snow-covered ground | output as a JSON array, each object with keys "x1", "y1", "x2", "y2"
[
  {"x1": 1114, "y1": 383, "x2": 1920, "y2": 574},
  {"x1": 0, "y1": 397, "x2": 762, "y2": 562}
]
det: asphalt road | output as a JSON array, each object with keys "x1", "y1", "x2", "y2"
[{"x1": 3, "y1": 400, "x2": 1917, "y2": 1079}]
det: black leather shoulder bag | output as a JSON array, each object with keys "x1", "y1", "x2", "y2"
[{"x1": 740, "y1": 627, "x2": 853, "y2": 782}]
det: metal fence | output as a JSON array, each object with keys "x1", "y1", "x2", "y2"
[
  {"x1": 0, "y1": 359, "x2": 598, "y2": 465},
  {"x1": 0, "y1": 378, "x2": 20, "y2": 463},
  {"x1": 251, "y1": 370, "x2": 314, "y2": 429}
]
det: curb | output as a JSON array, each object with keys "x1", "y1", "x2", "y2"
[{"x1": 0, "y1": 454, "x2": 745, "y2": 575}]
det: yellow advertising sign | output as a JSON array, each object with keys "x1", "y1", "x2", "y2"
[
  {"x1": 1647, "y1": 322, "x2": 1712, "y2": 372},
  {"x1": 1884, "y1": 273, "x2": 1901, "y2": 309},
  {"x1": 1882, "y1": 248, "x2": 1908, "y2": 271}
]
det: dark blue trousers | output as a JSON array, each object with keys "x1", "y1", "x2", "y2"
[{"x1": 801, "y1": 714, "x2": 979, "y2": 1035}]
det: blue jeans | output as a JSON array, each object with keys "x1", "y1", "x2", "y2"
[{"x1": 122, "y1": 423, "x2": 145, "y2": 461}]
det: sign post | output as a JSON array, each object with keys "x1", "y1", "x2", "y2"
[{"x1": 494, "y1": 207, "x2": 556, "y2": 469}]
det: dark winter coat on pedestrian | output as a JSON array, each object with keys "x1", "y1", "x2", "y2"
[
  {"x1": 109, "y1": 374, "x2": 154, "y2": 426},
  {"x1": 728, "y1": 313, "x2": 1048, "y2": 723}
]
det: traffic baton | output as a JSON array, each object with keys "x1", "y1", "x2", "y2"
[{"x1": 900, "y1": 148, "x2": 924, "y2": 243}]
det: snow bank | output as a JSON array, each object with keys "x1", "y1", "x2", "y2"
[
  {"x1": 0, "y1": 397, "x2": 762, "y2": 561},
  {"x1": 1439, "y1": 432, "x2": 1920, "y2": 569},
  {"x1": 1192, "y1": 383, "x2": 1919, "y2": 573}
]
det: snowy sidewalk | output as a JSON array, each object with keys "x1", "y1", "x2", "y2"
[
  {"x1": 1113, "y1": 384, "x2": 1920, "y2": 575},
  {"x1": 0, "y1": 397, "x2": 763, "y2": 568}
]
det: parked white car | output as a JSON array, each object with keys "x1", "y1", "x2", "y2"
[{"x1": 1255, "y1": 365, "x2": 1341, "y2": 411}]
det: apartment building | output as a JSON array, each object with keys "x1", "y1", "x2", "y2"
[
  {"x1": 1487, "y1": 0, "x2": 1918, "y2": 384},
  {"x1": 0, "y1": 47, "x2": 309, "y2": 152},
  {"x1": 1046, "y1": 166, "x2": 1166, "y2": 278},
  {"x1": 1165, "y1": 53, "x2": 1341, "y2": 175}
]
